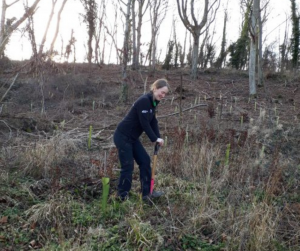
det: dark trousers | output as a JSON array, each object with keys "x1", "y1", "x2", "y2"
[{"x1": 113, "y1": 130, "x2": 151, "y2": 198}]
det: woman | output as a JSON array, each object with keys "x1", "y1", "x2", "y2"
[{"x1": 113, "y1": 79, "x2": 169, "y2": 203}]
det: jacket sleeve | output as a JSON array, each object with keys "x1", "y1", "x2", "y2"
[{"x1": 136, "y1": 98, "x2": 158, "y2": 142}]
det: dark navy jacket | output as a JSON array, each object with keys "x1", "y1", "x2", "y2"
[{"x1": 116, "y1": 92, "x2": 160, "y2": 142}]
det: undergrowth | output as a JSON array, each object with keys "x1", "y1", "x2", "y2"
[{"x1": 1, "y1": 119, "x2": 300, "y2": 250}]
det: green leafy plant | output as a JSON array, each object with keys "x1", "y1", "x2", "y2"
[
  {"x1": 181, "y1": 234, "x2": 224, "y2": 250},
  {"x1": 71, "y1": 201, "x2": 98, "y2": 227}
]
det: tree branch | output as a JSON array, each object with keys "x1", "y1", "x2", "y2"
[
  {"x1": 6, "y1": 0, "x2": 20, "y2": 8},
  {"x1": 0, "y1": 73, "x2": 19, "y2": 103},
  {"x1": 190, "y1": 0, "x2": 198, "y2": 25}
]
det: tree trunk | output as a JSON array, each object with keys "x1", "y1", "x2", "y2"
[
  {"x1": 136, "y1": 2, "x2": 142, "y2": 66},
  {"x1": 87, "y1": 5, "x2": 95, "y2": 64},
  {"x1": 121, "y1": 0, "x2": 132, "y2": 102},
  {"x1": 249, "y1": 0, "x2": 259, "y2": 96},
  {"x1": 149, "y1": 1, "x2": 158, "y2": 70},
  {"x1": 249, "y1": 38, "x2": 256, "y2": 95},
  {"x1": 136, "y1": 5, "x2": 142, "y2": 67},
  {"x1": 0, "y1": 0, "x2": 8, "y2": 55},
  {"x1": 122, "y1": 0, "x2": 131, "y2": 79},
  {"x1": 191, "y1": 34, "x2": 199, "y2": 78},
  {"x1": 80, "y1": 0, "x2": 97, "y2": 64},
  {"x1": 291, "y1": 0, "x2": 299, "y2": 69},
  {"x1": 150, "y1": 25, "x2": 157, "y2": 71},
  {"x1": 131, "y1": 0, "x2": 137, "y2": 69},
  {"x1": 257, "y1": 1, "x2": 263, "y2": 86},
  {"x1": 136, "y1": 0, "x2": 148, "y2": 68}
]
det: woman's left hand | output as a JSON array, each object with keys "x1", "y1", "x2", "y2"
[{"x1": 156, "y1": 138, "x2": 164, "y2": 146}]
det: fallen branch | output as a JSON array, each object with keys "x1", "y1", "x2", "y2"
[
  {"x1": 0, "y1": 73, "x2": 19, "y2": 103},
  {"x1": 157, "y1": 103, "x2": 207, "y2": 118}
]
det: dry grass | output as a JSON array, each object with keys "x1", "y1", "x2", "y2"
[
  {"x1": 154, "y1": 118, "x2": 299, "y2": 250},
  {"x1": 19, "y1": 131, "x2": 82, "y2": 178},
  {"x1": 25, "y1": 194, "x2": 74, "y2": 240}
]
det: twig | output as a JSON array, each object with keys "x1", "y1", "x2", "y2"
[
  {"x1": 0, "y1": 120, "x2": 12, "y2": 140},
  {"x1": 157, "y1": 103, "x2": 207, "y2": 118},
  {"x1": 0, "y1": 73, "x2": 19, "y2": 103}
]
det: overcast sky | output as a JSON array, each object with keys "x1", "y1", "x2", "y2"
[{"x1": 2, "y1": 0, "x2": 292, "y2": 63}]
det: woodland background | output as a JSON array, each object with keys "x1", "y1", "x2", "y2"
[{"x1": 1, "y1": 0, "x2": 300, "y2": 250}]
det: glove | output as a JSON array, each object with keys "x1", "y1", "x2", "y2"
[{"x1": 156, "y1": 138, "x2": 164, "y2": 146}]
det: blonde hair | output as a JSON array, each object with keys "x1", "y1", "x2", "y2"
[{"x1": 150, "y1": 79, "x2": 170, "y2": 91}]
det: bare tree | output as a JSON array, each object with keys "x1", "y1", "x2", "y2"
[
  {"x1": 279, "y1": 18, "x2": 290, "y2": 72},
  {"x1": 0, "y1": 0, "x2": 41, "y2": 57},
  {"x1": 119, "y1": 0, "x2": 133, "y2": 102},
  {"x1": 248, "y1": 0, "x2": 270, "y2": 95},
  {"x1": 172, "y1": 18, "x2": 179, "y2": 68},
  {"x1": 94, "y1": 0, "x2": 107, "y2": 64},
  {"x1": 204, "y1": 30, "x2": 216, "y2": 68},
  {"x1": 149, "y1": 0, "x2": 168, "y2": 71},
  {"x1": 131, "y1": 0, "x2": 149, "y2": 69},
  {"x1": 65, "y1": 29, "x2": 76, "y2": 63},
  {"x1": 26, "y1": 11, "x2": 38, "y2": 60},
  {"x1": 131, "y1": 0, "x2": 137, "y2": 69},
  {"x1": 290, "y1": 0, "x2": 299, "y2": 69},
  {"x1": 120, "y1": 0, "x2": 132, "y2": 77},
  {"x1": 0, "y1": 0, "x2": 19, "y2": 56},
  {"x1": 248, "y1": 0, "x2": 258, "y2": 96},
  {"x1": 80, "y1": 0, "x2": 97, "y2": 64},
  {"x1": 49, "y1": 0, "x2": 68, "y2": 57},
  {"x1": 176, "y1": 0, "x2": 220, "y2": 78},
  {"x1": 104, "y1": 2, "x2": 120, "y2": 64},
  {"x1": 198, "y1": 28, "x2": 209, "y2": 68}
]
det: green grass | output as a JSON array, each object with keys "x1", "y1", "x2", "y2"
[{"x1": 181, "y1": 234, "x2": 225, "y2": 250}]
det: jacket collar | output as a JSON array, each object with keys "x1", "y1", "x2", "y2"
[{"x1": 147, "y1": 92, "x2": 160, "y2": 107}]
